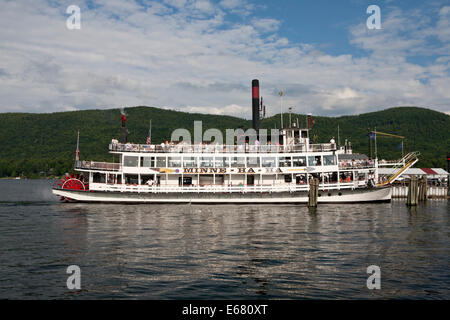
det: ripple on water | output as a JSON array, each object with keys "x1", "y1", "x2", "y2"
[{"x1": 0, "y1": 180, "x2": 449, "y2": 299}]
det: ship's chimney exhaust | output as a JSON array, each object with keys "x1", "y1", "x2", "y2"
[
  {"x1": 252, "y1": 79, "x2": 260, "y2": 131},
  {"x1": 120, "y1": 108, "x2": 128, "y2": 143}
]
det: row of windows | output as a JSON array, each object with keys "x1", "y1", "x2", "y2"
[{"x1": 123, "y1": 155, "x2": 336, "y2": 168}]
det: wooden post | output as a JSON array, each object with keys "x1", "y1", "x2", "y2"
[
  {"x1": 407, "y1": 176, "x2": 418, "y2": 206},
  {"x1": 308, "y1": 178, "x2": 319, "y2": 207},
  {"x1": 418, "y1": 175, "x2": 427, "y2": 201}
]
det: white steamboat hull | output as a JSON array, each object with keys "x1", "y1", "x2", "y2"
[{"x1": 53, "y1": 186, "x2": 392, "y2": 204}]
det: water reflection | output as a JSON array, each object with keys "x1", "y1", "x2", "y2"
[{"x1": 0, "y1": 181, "x2": 448, "y2": 299}]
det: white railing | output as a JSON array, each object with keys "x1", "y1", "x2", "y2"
[
  {"x1": 392, "y1": 186, "x2": 448, "y2": 198},
  {"x1": 89, "y1": 182, "x2": 358, "y2": 193},
  {"x1": 109, "y1": 143, "x2": 337, "y2": 154},
  {"x1": 338, "y1": 160, "x2": 376, "y2": 170},
  {"x1": 378, "y1": 151, "x2": 420, "y2": 186},
  {"x1": 75, "y1": 160, "x2": 121, "y2": 171}
]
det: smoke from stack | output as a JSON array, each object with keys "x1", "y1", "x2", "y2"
[{"x1": 252, "y1": 79, "x2": 260, "y2": 132}]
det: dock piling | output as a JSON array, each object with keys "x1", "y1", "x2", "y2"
[
  {"x1": 308, "y1": 178, "x2": 319, "y2": 207},
  {"x1": 418, "y1": 175, "x2": 427, "y2": 201},
  {"x1": 407, "y1": 176, "x2": 419, "y2": 206}
]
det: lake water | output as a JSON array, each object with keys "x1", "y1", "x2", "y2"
[{"x1": 0, "y1": 179, "x2": 448, "y2": 299}]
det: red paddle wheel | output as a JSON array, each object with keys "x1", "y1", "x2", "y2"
[{"x1": 55, "y1": 173, "x2": 89, "y2": 202}]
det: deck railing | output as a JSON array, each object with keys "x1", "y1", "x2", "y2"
[
  {"x1": 88, "y1": 181, "x2": 359, "y2": 193},
  {"x1": 109, "y1": 143, "x2": 337, "y2": 154},
  {"x1": 338, "y1": 160, "x2": 376, "y2": 170},
  {"x1": 75, "y1": 160, "x2": 121, "y2": 171}
]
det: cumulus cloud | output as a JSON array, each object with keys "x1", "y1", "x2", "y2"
[
  {"x1": 252, "y1": 18, "x2": 281, "y2": 33},
  {"x1": 0, "y1": 0, "x2": 448, "y2": 118}
]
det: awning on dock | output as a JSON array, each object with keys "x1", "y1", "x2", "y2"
[{"x1": 378, "y1": 167, "x2": 448, "y2": 179}]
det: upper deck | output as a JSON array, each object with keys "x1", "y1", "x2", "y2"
[{"x1": 109, "y1": 142, "x2": 337, "y2": 154}]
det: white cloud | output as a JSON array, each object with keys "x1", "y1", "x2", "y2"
[
  {"x1": 184, "y1": 104, "x2": 247, "y2": 115},
  {"x1": 219, "y1": 0, "x2": 254, "y2": 16},
  {"x1": 219, "y1": 0, "x2": 240, "y2": 10},
  {"x1": 0, "y1": 0, "x2": 448, "y2": 118},
  {"x1": 252, "y1": 18, "x2": 281, "y2": 33}
]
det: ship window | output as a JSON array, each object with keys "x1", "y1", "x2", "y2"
[
  {"x1": 156, "y1": 157, "x2": 166, "y2": 167},
  {"x1": 262, "y1": 157, "x2": 276, "y2": 167},
  {"x1": 278, "y1": 157, "x2": 292, "y2": 167},
  {"x1": 168, "y1": 157, "x2": 182, "y2": 167},
  {"x1": 107, "y1": 174, "x2": 115, "y2": 184},
  {"x1": 230, "y1": 157, "x2": 245, "y2": 168},
  {"x1": 308, "y1": 156, "x2": 322, "y2": 166},
  {"x1": 246, "y1": 156, "x2": 260, "y2": 167},
  {"x1": 200, "y1": 157, "x2": 214, "y2": 168},
  {"x1": 293, "y1": 156, "x2": 306, "y2": 167},
  {"x1": 141, "y1": 175, "x2": 154, "y2": 185},
  {"x1": 93, "y1": 172, "x2": 106, "y2": 183},
  {"x1": 323, "y1": 155, "x2": 336, "y2": 166},
  {"x1": 180, "y1": 177, "x2": 192, "y2": 186},
  {"x1": 125, "y1": 174, "x2": 139, "y2": 185},
  {"x1": 124, "y1": 156, "x2": 139, "y2": 167},
  {"x1": 183, "y1": 157, "x2": 197, "y2": 168},
  {"x1": 296, "y1": 174, "x2": 307, "y2": 184},
  {"x1": 214, "y1": 157, "x2": 229, "y2": 168},
  {"x1": 284, "y1": 175, "x2": 292, "y2": 183},
  {"x1": 141, "y1": 157, "x2": 155, "y2": 167}
]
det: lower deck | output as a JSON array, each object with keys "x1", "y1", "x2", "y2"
[{"x1": 53, "y1": 185, "x2": 391, "y2": 204}]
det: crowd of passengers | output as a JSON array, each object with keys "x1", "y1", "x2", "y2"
[
  {"x1": 339, "y1": 159, "x2": 374, "y2": 169},
  {"x1": 111, "y1": 139, "x2": 331, "y2": 153},
  {"x1": 111, "y1": 139, "x2": 294, "y2": 152}
]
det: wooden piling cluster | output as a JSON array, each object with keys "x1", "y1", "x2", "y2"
[
  {"x1": 418, "y1": 175, "x2": 427, "y2": 201},
  {"x1": 407, "y1": 175, "x2": 430, "y2": 206},
  {"x1": 308, "y1": 178, "x2": 319, "y2": 207},
  {"x1": 407, "y1": 176, "x2": 419, "y2": 206}
]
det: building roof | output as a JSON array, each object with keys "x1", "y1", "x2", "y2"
[{"x1": 378, "y1": 167, "x2": 449, "y2": 177}]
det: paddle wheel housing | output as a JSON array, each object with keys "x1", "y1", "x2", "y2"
[{"x1": 54, "y1": 173, "x2": 89, "y2": 202}]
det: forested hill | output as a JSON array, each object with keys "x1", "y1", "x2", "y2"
[{"x1": 0, "y1": 106, "x2": 448, "y2": 178}]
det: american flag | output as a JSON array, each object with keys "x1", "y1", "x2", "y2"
[{"x1": 146, "y1": 136, "x2": 151, "y2": 144}]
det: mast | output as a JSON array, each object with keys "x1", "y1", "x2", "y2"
[
  {"x1": 279, "y1": 91, "x2": 284, "y2": 129},
  {"x1": 337, "y1": 123, "x2": 340, "y2": 147},
  {"x1": 374, "y1": 126, "x2": 378, "y2": 160},
  {"x1": 147, "y1": 119, "x2": 152, "y2": 144},
  {"x1": 288, "y1": 107, "x2": 292, "y2": 128},
  {"x1": 75, "y1": 128, "x2": 80, "y2": 161}
]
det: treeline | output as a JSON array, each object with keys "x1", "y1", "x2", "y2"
[
  {"x1": 0, "y1": 106, "x2": 448, "y2": 177},
  {"x1": 0, "y1": 158, "x2": 73, "y2": 178}
]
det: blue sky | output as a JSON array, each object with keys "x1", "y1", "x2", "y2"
[{"x1": 0, "y1": 0, "x2": 449, "y2": 117}]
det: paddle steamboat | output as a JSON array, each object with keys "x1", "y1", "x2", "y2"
[{"x1": 52, "y1": 80, "x2": 418, "y2": 203}]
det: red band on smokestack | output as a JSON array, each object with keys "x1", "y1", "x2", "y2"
[{"x1": 252, "y1": 86, "x2": 259, "y2": 99}]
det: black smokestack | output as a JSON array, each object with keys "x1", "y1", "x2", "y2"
[
  {"x1": 120, "y1": 108, "x2": 128, "y2": 143},
  {"x1": 252, "y1": 79, "x2": 260, "y2": 131}
]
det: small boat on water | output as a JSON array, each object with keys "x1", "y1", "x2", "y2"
[{"x1": 52, "y1": 80, "x2": 418, "y2": 203}]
